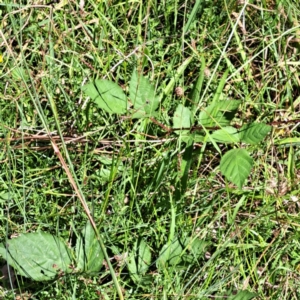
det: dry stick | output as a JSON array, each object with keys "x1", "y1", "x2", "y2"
[
  {"x1": 2, "y1": 118, "x2": 299, "y2": 145},
  {"x1": 50, "y1": 140, "x2": 96, "y2": 228}
]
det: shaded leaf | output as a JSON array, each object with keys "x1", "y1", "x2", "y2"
[
  {"x1": 220, "y1": 149, "x2": 253, "y2": 189},
  {"x1": 82, "y1": 79, "x2": 127, "y2": 114},
  {"x1": 0, "y1": 232, "x2": 72, "y2": 281},
  {"x1": 239, "y1": 123, "x2": 271, "y2": 145},
  {"x1": 199, "y1": 100, "x2": 241, "y2": 127}
]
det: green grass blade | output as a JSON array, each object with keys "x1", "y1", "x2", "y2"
[{"x1": 183, "y1": 0, "x2": 205, "y2": 34}]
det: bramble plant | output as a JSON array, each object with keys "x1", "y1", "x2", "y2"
[{"x1": 83, "y1": 69, "x2": 272, "y2": 189}]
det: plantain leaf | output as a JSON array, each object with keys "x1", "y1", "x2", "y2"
[
  {"x1": 82, "y1": 79, "x2": 127, "y2": 114},
  {"x1": 137, "y1": 239, "x2": 151, "y2": 275},
  {"x1": 173, "y1": 104, "x2": 191, "y2": 134},
  {"x1": 129, "y1": 70, "x2": 159, "y2": 118},
  {"x1": 127, "y1": 239, "x2": 152, "y2": 283},
  {"x1": 157, "y1": 237, "x2": 183, "y2": 269},
  {"x1": 228, "y1": 290, "x2": 258, "y2": 300},
  {"x1": 75, "y1": 221, "x2": 103, "y2": 274},
  {"x1": 220, "y1": 149, "x2": 253, "y2": 189}
]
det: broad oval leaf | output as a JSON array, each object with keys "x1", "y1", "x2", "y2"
[
  {"x1": 0, "y1": 232, "x2": 72, "y2": 281},
  {"x1": 75, "y1": 221, "x2": 103, "y2": 274},
  {"x1": 199, "y1": 100, "x2": 241, "y2": 127},
  {"x1": 127, "y1": 251, "x2": 139, "y2": 282},
  {"x1": 156, "y1": 238, "x2": 183, "y2": 269},
  {"x1": 239, "y1": 123, "x2": 271, "y2": 145},
  {"x1": 137, "y1": 239, "x2": 151, "y2": 275},
  {"x1": 211, "y1": 126, "x2": 240, "y2": 143},
  {"x1": 184, "y1": 238, "x2": 207, "y2": 264},
  {"x1": 173, "y1": 104, "x2": 191, "y2": 134},
  {"x1": 82, "y1": 79, "x2": 127, "y2": 114},
  {"x1": 129, "y1": 70, "x2": 159, "y2": 118},
  {"x1": 127, "y1": 239, "x2": 151, "y2": 283},
  {"x1": 220, "y1": 149, "x2": 253, "y2": 189}
]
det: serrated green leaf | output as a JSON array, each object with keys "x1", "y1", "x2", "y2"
[
  {"x1": 129, "y1": 70, "x2": 159, "y2": 118},
  {"x1": 211, "y1": 126, "x2": 240, "y2": 143},
  {"x1": 239, "y1": 123, "x2": 271, "y2": 145},
  {"x1": 199, "y1": 100, "x2": 241, "y2": 127},
  {"x1": 220, "y1": 149, "x2": 253, "y2": 189},
  {"x1": 82, "y1": 79, "x2": 127, "y2": 114},
  {"x1": 0, "y1": 232, "x2": 72, "y2": 281},
  {"x1": 75, "y1": 222, "x2": 103, "y2": 274},
  {"x1": 173, "y1": 104, "x2": 191, "y2": 134}
]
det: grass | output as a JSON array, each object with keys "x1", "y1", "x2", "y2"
[{"x1": 1, "y1": 0, "x2": 300, "y2": 299}]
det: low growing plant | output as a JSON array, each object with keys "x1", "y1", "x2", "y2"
[{"x1": 83, "y1": 69, "x2": 272, "y2": 189}]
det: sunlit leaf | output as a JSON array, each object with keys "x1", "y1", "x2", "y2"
[
  {"x1": 228, "y1": 290, "x2": 258, "y2": 300},
  {"x1": 0, "y1": 232, "x2": 72, "y2": 281},
  {"x1": 239, "y1": 123, "x2": 271, "y2": 145},
  {"x1": 127, "y1": 239, "x2": 152, "y2": 283},
  {"x1": 83, "y1": 79, "x2": 127, "y2": 114},
  {"x1": 173, "y1": 104, "x2": 191, "y2": 134},
  {"x1": 129, "y1": 70, "x2": 159, "y2": 118},
  {"x1": 211, "y1": 126, "x2": 240, "y2": 143},
  {"x1": 220, "y1": 149, "x2": 253, "y2": 189},
  {"x1": 75, "y1": 222, "x2": 103, "y2": 274},
  {"x1": 157, "y1": 238, "x2": 183, "y2": 269}
]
